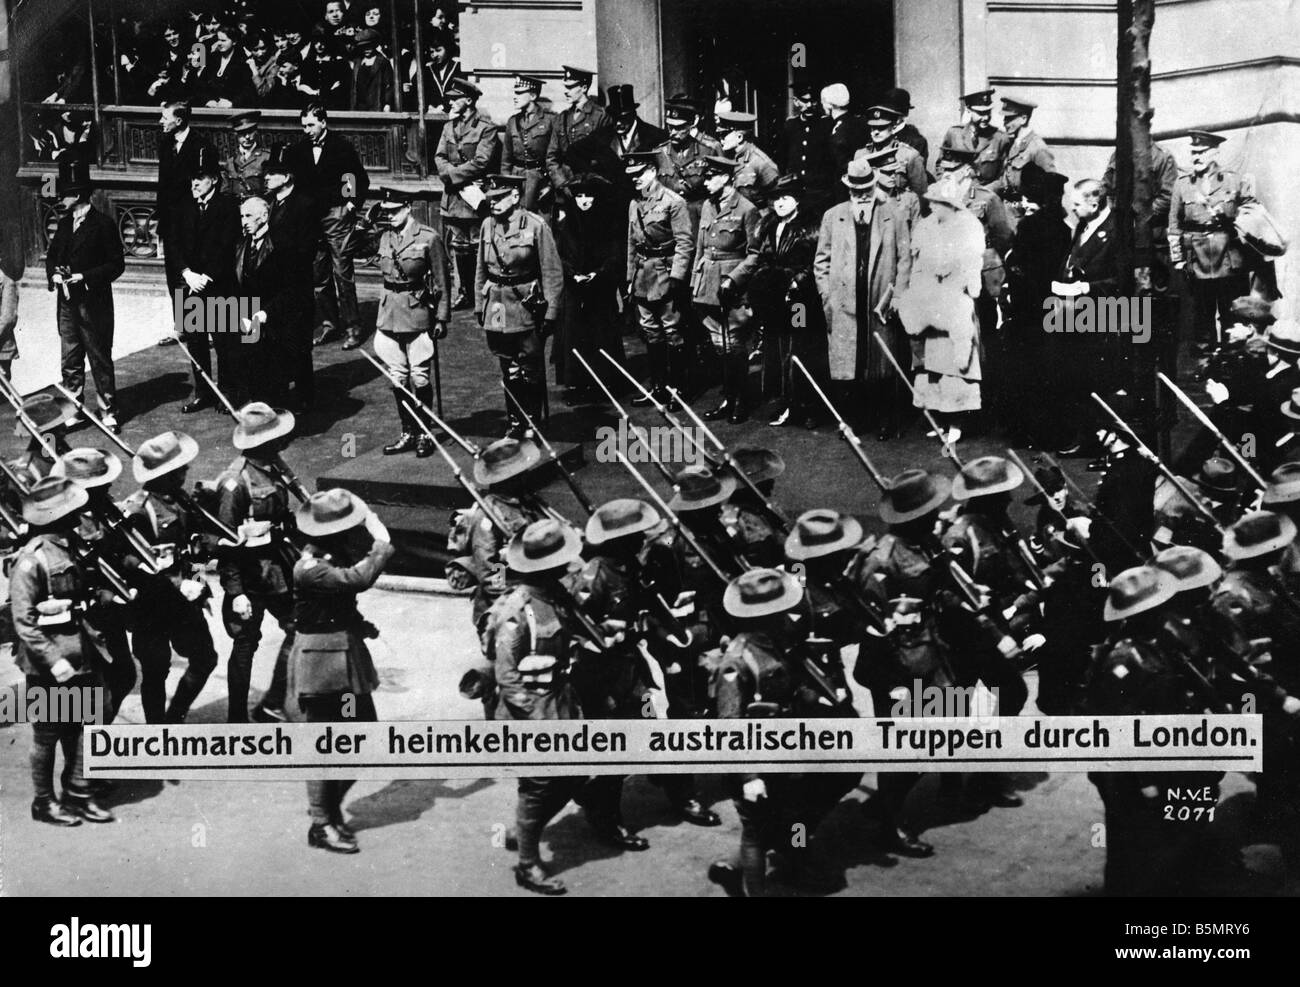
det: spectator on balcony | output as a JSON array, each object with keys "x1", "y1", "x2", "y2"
[
  {"x1": 157, "y1": 21, "x2": 186, "y2": 78},
  {"x1": 321, "y1": 1, "x2": 358, "y2": 48},
  {"x1": 194, "y1": 9, "x2": 220, "y2": 49},
  {"x1": 265, "y1": 56, "x2": 309, "y2": 110},
  {"x1": 301, "y1": 29, "x2": 350, "y2": 110},
  {"x1": 201, "y1": 25, "x2": 255, "y2": 108},
  {"x1": 405, "y1": 28, "x2": 459, "y2": 115},
  {"x1": 359, "y1": 4, "x2": 387, "y2": 35},
  {"x1": 285, "y1": 27, "x2": 311, "y2": 65},
  {"x1": 248, "y1": 33, "x2": 281, "y2": 98},
  {"x1": 173, "y1": 44, "x2": 209, "y2": 105},
  {"x1": 349, "y1": 30, "x2": 394, "y2": 111}
]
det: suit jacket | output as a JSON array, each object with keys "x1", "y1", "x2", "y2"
[
  {"x1": 45, "y1": 206, "x2": 125, "y2": 304},
  {"x1": 267, "y1": 187, "x2": 320, "y2": 274},
  {"x1": 611, "y1": 119, "x2": 668, "y2": 158},
  {"x1": 291, "y1": 131, "x2": 369, "y2": 210},
  {"x1": 156, "y1": 128, "x2": 216, "y2": 242},
  {"x1": 825, "y1": 113, "x2": 871, "y2": 180},
  {"x1": 1060, "y1": 208, "x2": 1119, "y2": 297},
  {"x1": 173, "y1": 191, "x2": 240, "y2": 298}
]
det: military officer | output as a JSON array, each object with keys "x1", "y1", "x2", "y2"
[
  {"x1": 940, "y1": 89, "x2": 1010, "y2": 186},
  {"x1": 859, "y1": 104, "x2": 927, "y2": 197},
  {"x1": 121, "y1": 431, "x2": 220, "y2": 724},
  {"x1": 715, "y1": 110, "x2": 779, "y2": 211},
  {"x1": 658, "y1": 97, "x2": 717, "y2": 233},
  {"x1": 547, "y1": 65, "x2": 610, "y2": 193},
  {"x1": 867, "y1": 146, "x2": 922, "y2": 230},
  {"x1": 287, "y1": 489, "x2": 394, "y2": 854},
  {"x1": 475, "y1": 173, "x2": 564, "y2": 438},
  {"x1": 11, "y1": 476, "x2": 115, "y2": 826},
  {"x1": 502, "y1": 74, "x2": 559, "y2": 214},
  {"x1": 990, "y1": 96, "x2": 1056, "y2": 215},
  {"x1": 625, "y1": 150, "x2": 695, "y2": 404},
  {"x1": 1169, "y1": 130, "x2": 1258, "y2": 345},
  {"x1": 434, "y1": 77, "x2": 500, "y2": 309},
  {"x1": 216, "y1": 402, "x2": 303, "y2": 723},
  {"x1": 692, "y1": 155, "x2": 764, "y2": 423},
  {"x1": 224, "y1": 110, "x2": 271, "y2": 199},
  {"x1": 373, "y1": 187, "x2": 451, "y2": 457}
]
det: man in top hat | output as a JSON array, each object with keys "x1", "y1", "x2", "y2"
[
  {"x1": 859, "y1": 103, "x2": 927, "y2": 197},
  {"x1": 624, "y1": 151, "x2": 695, "y2": 404},
  {"x1": 502, "y1": 74, "x2": 559, "y2": 214},
  {"x1": 10, "y1": 476, "x2": 116, "y2": 827},
  {"x1": 715, "y1": 110, "x2": 779, "y2": 211},
  {"x1": 45, "y1": 158, "x2": 125, "y2": 434},
  {"x1": 475, "y1": 173, "x2": 564, "y2": 438},
  {"x1": 373, "y1": 186, "x2": 450, "y2": 457},
  {"x1": 547, "y1": 65, "x2": 611, "y2": 192},
  {"x1": 224, "y1": 111, "x2": 271, "y2": 200},
  {"x1": 120, "y1": 430, "x2": 220, "y2": 724},
  {"x1": 940, "y1": 88, "x2": 1010, "y2": 185},
  {"x1": 1169, "y1": 130, "x2": 1258, "y2": 345},
  {"x1": 263, "y1": 143, "x2": 319, "y2": 412},
  {"x1": 216, "y1": 401, "x2": 304, "y2": 723},
  {"x1": 608, "y1": 84, "x2": 667, "y2": 158},
  {"x1": 173, "y1": 142, "x2": 241, "y2": 414},
  {"x1": 881, "y1": 87, "x2": 928, "y2": 166},
  {"x1": 287, "y1": 488, "x2": 394, "y2": 854},
  {"x1": 706, "y1": 567, "x2": 861, "y2": 896},
  {"x1": 658, "y1": 96, "x2": 721, "y2": 233},
  {"x1": 990, "y1": 96, "x2": 1056, "y2": 212},
  {"x1": 819, "y1": 83, "x2": 870, "y2": 201},
  {"x1": 481, "y1": 517, "x2": 591, "y2": 894},
  {"x1": 779, "y1": 75, "x2": 833, "y2": 218},
  {"x1": 435, "y1": 77, "x2": 501, "y2": 309},
  {"x1": 349, "y1": 27, "x2": 393, "y2": 111},
  {"x1": 199, "y1": 22, "x2": 255, "y2": 107},
  {"x1": 158, "y1": 102, "x2": 215, "y2": 349},
  {"x1": 692, "y1": 155, "x2": 764, "y2": 423}
]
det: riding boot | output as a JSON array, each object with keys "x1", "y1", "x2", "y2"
[
  {"x1": 383, "y1": 389, "x2": 417, "y2": 455},
  {"x1": 454, "y1": 254, "x2": 476, "y2": 309},
  {"x1": 726, "y1": 352, "x2": 750, "y2": 424}
]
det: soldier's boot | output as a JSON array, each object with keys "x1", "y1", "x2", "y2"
[
  {"x1": 632, "y1": 341, "x2": 667, "y2": 406},
  {"x1": 665, "y1": 342, "x2": 686, "y2": 404},
  {"x1": 726, "y1": 352, "x2": 750, "y2": 424},
  {"x1": 453, "y1": 254, "x2": 476, "y2": 310},
  {"x1": 383, "y1": 389, "x2": 419, "y2": 455},
  {"x1": 413, "y1": 384, "x2": 436, "y2": 458}
]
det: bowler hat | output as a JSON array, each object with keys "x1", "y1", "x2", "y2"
[
  {"x1": 473, "y1": 437, "x2": 541, "y2": 486},
  {"x1": 1103, "y1": 565, "x2": 1177, "y2": 622},
  {"x1": 1263, "y1": 462, "x2": 1300, "y2": 506},
  {"x1": 952, "y1": 455, "x2": 1024, "y2": 500},
  {"x1": 353, "y1": 28, "x2": 382, "y2": 51},
  {"x1": 1222, "y1": 510, "x2": 1297, "y2": 560},
  {"x1": 296, "y1": 487, "x2": 369, "y2": 537},
  {"x1": 586, "y1": 497, "x2": 660, "y2": 545},
  {"x1": 232, "y1": 401, "x2": 295, "y2": 450},
  {"x1": 881, "y1": 87, "x2": 913, "y2": 114},
  {"x1": 1021, "y1": 162, "x2": 1069, "y2": 206},
  {"x1": 22, "y1": 476, "x2": 89, "y2": 527},
  {"x1": 1151, "y1": 545, "x2": 1223, "y2": 592},
  {"x1": 784, "y1": 508, "x2": 863, "y2": 560},
  {"x1": 880, "y1": 469, "x2": 951, "y2": 524},
  {"x1": 50, "y1": 448, "x2": 122, "y2": 489},
  {"x1": 504, "y1": 517, "x2": 584, "y2": 573},
  {"x1": 668, "y1": 465, "x2": 736, "y2": 513},
  {"x1": 132, "y1": 430, "x2": 200, "y2": 484},
  {"x1": 723, "y1": 567, "x2": 803, "y2": 619}
]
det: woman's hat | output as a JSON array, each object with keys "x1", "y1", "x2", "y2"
[
  {"x1": 880, "y1": 469, "x2": 951, "y2": 523},
  {"x1": 50, "y1": 448, "x2": 122, "y2": 488},
  {"x1": 232, "y1": 402, "x2": 295, "y2": 450},
  {"x1": 133, "y1": 430, "x2": 201, "y2": 484},
  {"x1": 504, "y1": 518, "x2": 584, "y2": 573},
  {"x1": 1103, "y1": 565, "x2": 1178, "y2": 622},
  {"x1": 723, "y1": 567, "x2": 804, "y2": 619},
  {"x1": 1151, "y1": 545, "x2": 1223, "y2": 592},
  {"x1": 1222, "y1": 510, "x2": 1297, "y2": 560},
  {"x1": 21, "y1": 476, "x2": 89, "y2": 527},
  {"x1": 952, "y1": 455, "x2": 1024, "y2": 500},
  {"x1": 668, "y1": 465, "x2": 737, "y2": 513},
  {"x1": 296, "y1": 487, "x2": 370, "y2": 537},
  {"x1": 784, "y1": 508, "x2": 863, "y2": 560},
  {"x1": 473, "y1": 437, "x2": 542, "y2": 486},
  {"x1": 586, "y1": 498, "x2": 660, "y2": 545}
]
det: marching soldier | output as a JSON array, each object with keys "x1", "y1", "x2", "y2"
[
  {"x1": 11, "y1": 477, "x2": 115, "y2": 826},
  {"x1": 721, "y1": 447, "x2": 787, "y2": 568},
  {"x1": 216, "y1": 402, "x2": 302, "y2": 723},
  {"x1": 434, "y1": 77, "x2": 500, "y2": 309},
  {"x1": 990, "y1": 96, "x2": 1055, "y2": 215},
  {"x1": 940, "y1": 89, "x2": 1010, "y2": 186},
  {"x1": 9, "y1": 394, "x2": 78, "y2": 485},
  {"x1": 716, "y1": 111, "x2": 779, "y2": 211},
  {"x1": 693, "y1": 155, "x2": 763, "y2": 423},
  {"x1": 121, "y1": 431, "x2": 220, "y2": 724},
  {"x1": 502, "y1": 74, "x2": 559, "y2": 214},
  {"x1": 659, "y1": 97, "x2": 720, "y2": 234},
  {"x1": 287, "y1": 489, "x2": 394, "y2": 854},
  {"x1": 475, "y1": 174, "x2": 564, "y2": 438},
  {"x1": 625, "y1": 151, "x2": 695, "y2": 404},
  {"x1": 548, "y1": 65, "x2": 610, "y2": 193},
  {"x1": 224, "y1": 110, "x2": 271, "y2": 200},
  {"x1": 374, "y1": 187, "x2": 451, "y2": 457}
]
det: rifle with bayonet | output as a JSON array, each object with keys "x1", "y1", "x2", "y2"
[
  {"x1": 598, "y1": 349, "x2": 723, "y2": 470},
  {"x1": 503, "y1": 383, "x2": 594, "y2": 517},
  {"x1": 0, "y1": 374, "x2": 58, "y2": 460},
  {"x1": 1157, "y1": 371, "x2": 1268, "y2": 490}
]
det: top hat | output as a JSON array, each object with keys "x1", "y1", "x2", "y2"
[
  {"x1": 842, "y1": 158, "x2": 876, "y2": 189},
  {"x1": 1222, "y1": 510, "x2": 1297, "y2": 560},
  {"x1": 1263, "y1": 462, "x2": 1300, "y2": 506},
  {"x1": 232, "y1": 401, "x2": 295, "y2": 450},
  {"x1": 961, "y1": 89, "x2": 995, "y2": 110},
  {"x1": 193, "y1": 144, "x2": 223, "y2": 178},
  {"x1": 561, "y1": 65, "x2": 595, "y2": 88},
  {"x1": 14, "y1": 393, "x2": 78, "y2": 437},
  {"x1": 1230, "y1": 295, "x2": 1275, "y2": 327},
  {"x1": 56, "y1": 157, "x2": 94, "y2": 198},
  {"x1": 866, "y1": 104, "x2": 902, "y2": 127},
  {"x1": 881, "y1": 87, "x2": 913, "y2": 114},
  {"x1": 230, "y1": 109, "x2": 261, "y2": 132},
  {"x1": 50, "y1": 448, "x2": 122, "y2": 489},
  {"x1": 296, "y1": 487, "x2": 370, "y2": 537},
  {"x1": 264, "y1": 142, "x2": 294, "y2": 175},
  {"x1": 668, "y1": 465, "x2": 737, "y2": 513},
  {"x1": 444, "y1": 76, "x2": 482, "y2": 101},
  {"x1": 21, "y1": 476, "x2": 89, "y2": 528},
  {"x1": 1021, "y1": 162, "x2": 1069, "y2": 206},
  {"x1": 1103, "y1": 565, "x2": 1177, "y2": 622},
  {"x1": 504, "y1": 518, "x2": 584, "y2": 573},
  {"x1": 771, "y1": 173, "x2": 804, "y2": 199},
  {"x1": 731, "y1": 447, "x2": 785, "y2": 485},
  {"x1": 483, "y1": 173, "x2": 526, "y2": 199},
  {"x1": 623, "y1": 150, "x2": 661, "y2": 175},
  {"x1": 473, "y1": 436, "x2": 542, "y2": 486},
  {"x1": 723, "y1": 567, "x2": 804, "y2": 619},
  {"x1": 586, "y1": 497, "x2": 660, "y2": 545},
  {"x1": 133, "y1": 430, "x2": 200, "y2": 485},
  {"x1": 1151, "y1": 545, "x2": 1223, "y2": 592},
  {"x1": 1267, "y1": 320, "x2": 1300, "y2": 358},
  {"x1": 1191, "y1": 456, "x2": 1237, "y2": 498},
  {"x1": 1187, "y1": 129, "x2": 1226, "y2": 148},
  {"x1": 607, "y1": 84, "x2": 640, "y2": 118},
  {"x1": 513, "y1": 74, "x2": 544, "y2": 95},
  {"x1": 1000, "y1": 95, "x2": 1037, "y2": 117},
  {"x1": 784, "y1": 508, "x2": 864, "y2": 561},
  {"x1": 880, "y1": 469, "x2": 951, "y2": 524},
  {"x1": 952, "y1": 455, "x2": 1024, "y2": 500}
]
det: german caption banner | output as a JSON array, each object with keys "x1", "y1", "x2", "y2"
[{"x1": 85, "y1": 714, "x2": 1263, "y2": 779}]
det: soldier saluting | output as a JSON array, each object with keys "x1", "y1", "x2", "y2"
[{"x1": 374, "y1": 187, "x2": 450, "y2": 457}]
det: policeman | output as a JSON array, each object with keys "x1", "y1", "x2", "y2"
[
  {"x1": 287, "y1": 489, "x2": 394, "y2": 854},
  {"x1": 502, "y1": 74, "x2": 559, "y2": 214},
  {"x1": 624, "y1": 150, "x2": 694, "y2": 404},
  {"x1": 434, "y1": 77, "x2": 500, "y2": 309},
  {"x1": 374, "y1": 187, "x2": 451, "y2": 457},
  {"x1": 548, "y1": 65, "x2": 610, "y2": 193},
  {"x1": 779, "y1": 75, "x2": 832, "y2": 218},
  {"x1": 224, "y1": 110, "x2": 270, "y2": 199},
  {"x1": 692, "y1": 155, "x2": 763, "y2": 423},
  {"x1": 939, "y1": 89, "x2": 1010, "y2": 186},
  {"x1": 990, "y1": 96, "x2": 1056, "y2": 214},
  {"x1": 10, "y1": 477, "x2": 115, "y2": 826},
  {"x1": 216, "y1": 402, "x2": 302, "y2": 723},
  {"x1": 715, "y1": 111, "x2": 779, "y2": 211},
  {"x1": 658, "y1": 97, "x2": 718, "y2": 234},
  {"x1": 483, "y1": 518, "x2": 588, "y2": 895},
  {"x1": 475, "y1": 173, "x2": 564, "y2": 438},
  {"x1": 1169, "y1": 130, "x2": 1257, "y2": 346},
  {"x1": 859, "y1": 104, "x2": 927, "y2": 197},
  {"x1": 121, "y1": 431, "x2": 220, "y2": 724}
]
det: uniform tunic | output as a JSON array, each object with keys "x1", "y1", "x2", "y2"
[
  {"x1": 224, "y1": 144, "x2": 271, "y2": 199},
  {"x1": 692, "y1": 189, "x2": 763, "y2": 351},
  {"x1": 375, "y1": 218, "x2": 451, "y2": 391},
  {"x1": 940, "y1": 123, "x2": 1010, "y2": 185},
  {"x1": 548, "y1": 98, "x2": 610, "y2": 190},
  {"x1": 434, "y1": 111, "x2": 501, "y2": 249},
  {"x1": 503, "y1": 104, "x2": 560, "y2": 211}
]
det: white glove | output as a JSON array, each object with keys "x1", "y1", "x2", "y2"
[
  {"x1": 50, "y1": 658, "x2": 77, "y2": 683},
  {"x1": 179, "y1": 578, "x2": 205, "y2": 602},
  {"x1": 232, "y1": 594, "x2": 253, "y2": 620},
  {"x1": 996, "y1": 635, "x2": 1019, "y2": 657},
  {"x1": 742, "y1": 779, "x2": 767, "y2": 802},
  {"x1": 1282, "y1": 695, "x2": 1300, "y2": 717},
  {"x1": 1205, "y1": 379, "x2": 1230, "y2": 405},
  {"x1": 1021, "y1": 633, "x2": 1047, "y2": 652}
]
